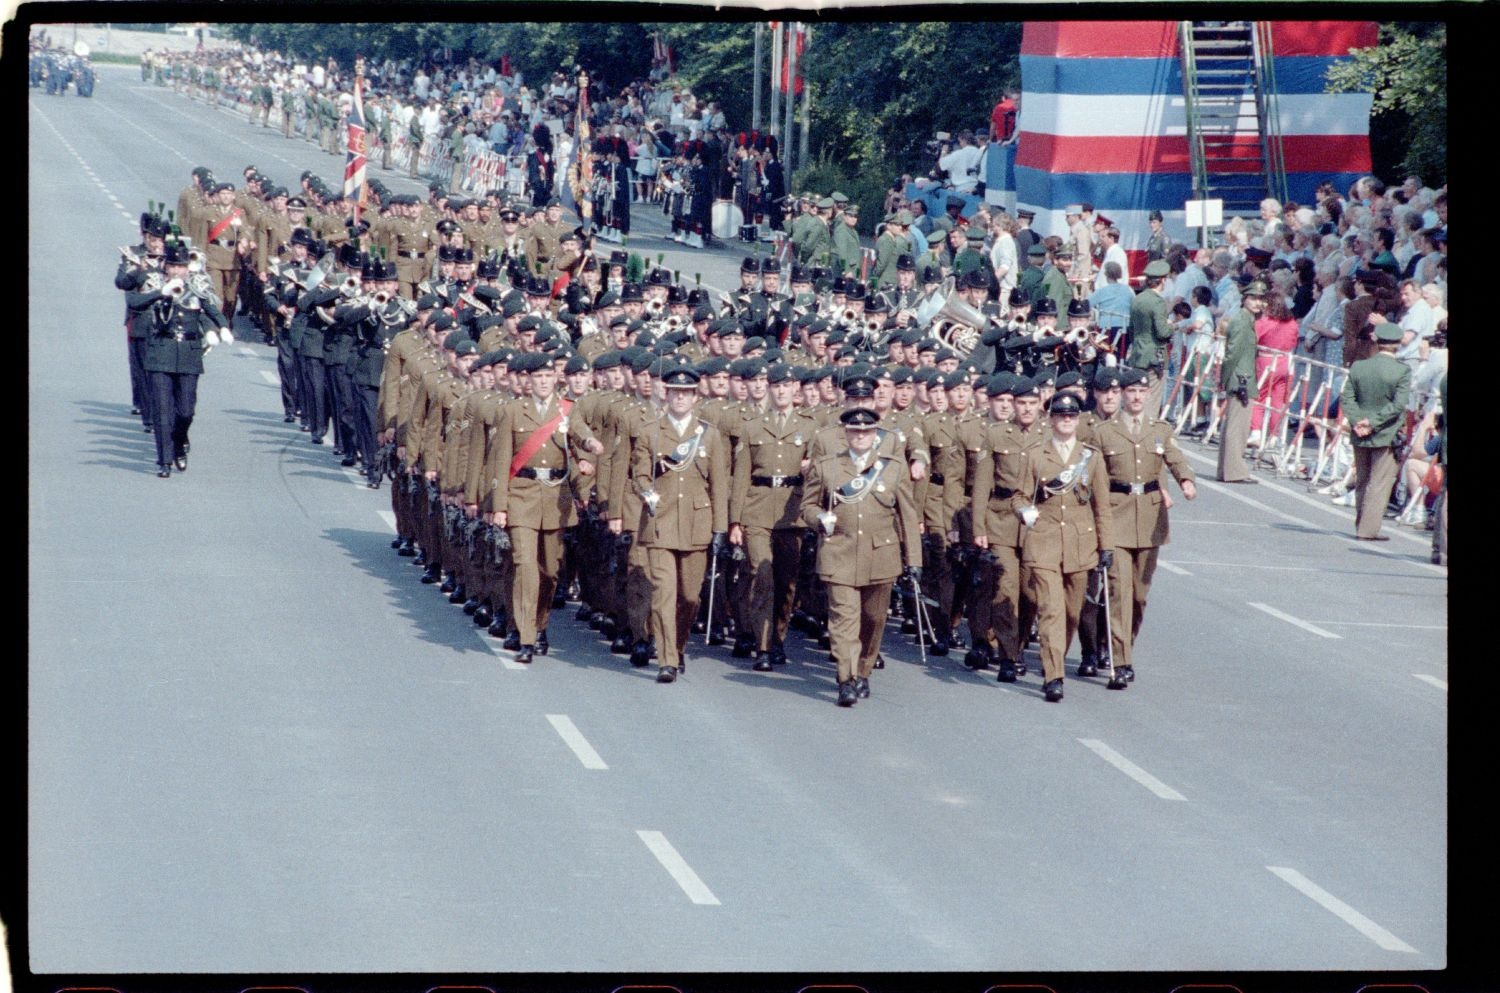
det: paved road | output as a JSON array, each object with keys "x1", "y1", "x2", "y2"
[{"x1": 30, "y1": 66, "x2": 1447, "y2": 978}]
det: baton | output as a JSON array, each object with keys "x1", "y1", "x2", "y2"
[
  {"x1": 1101, "y1": 559, "x2": 1123, "y2": 689},
  {"x1": 910, "y1": 571, "x2": 928, "y2": 666}
]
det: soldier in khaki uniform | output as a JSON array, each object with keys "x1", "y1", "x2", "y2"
[
  {"x1": 631, "y1": 367, "x2": 730, "y2": 683},
  {"x1": 607, "y1": 352, "x2": 664, "y2": 661},
  {"x1": 729, "y1": 364, "x2": 819, "y2": 670},
  {"x1": 1010, "y1": 392, "x2": 1115, "y2": 702},
  {"x1": 1341, "y1": 323, "x2": 1412, "y2": 541},
  {"x1": 192, "y1": 181, "x2": 249, "y2": 323},
  {"x1": 379, "y1": 298, "x2": 442, "y2": 557},
  {"x1": 801, "y1": 408, "x2": 923, "y2": 706},
  {"x1": 487, "y1": 352, "x2": 603, "y2": 662},
  {"x1": 1093, "y1": 366, "x2": 1197, "y2": 686},
  {"x1": 524, "y1": 198, "x2": 570, "y2": 283}
]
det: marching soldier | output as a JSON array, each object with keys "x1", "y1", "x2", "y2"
[
  {"x1": 487, "y1": 352, "x2": 604, "y2": 662},
  {"x1": 1092, "y1": 367, "x2": 1196, "y2": 686},
  {"x1": 801, "y1": 408, "x2": 923, "y2": 706},
  {"x1": 729, "y1": 364, "x2": 819, "y2": 669},
  {"x1": 631, "y1": 366, "x2": 730, "y2": 683},
  {"x1": 192, "y1": 181, "x2": 249, "y2": 328},
  {"x1": 1011, "y1": 392, "x2": 1114, "y2": 702},
  {"x1": 117, "y1": 216, "x2": 170, "y2": 433}
]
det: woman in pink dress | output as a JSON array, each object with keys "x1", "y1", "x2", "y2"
[{"x1": 1251, "y1": 292, "x2": 1301, "y2": 440}]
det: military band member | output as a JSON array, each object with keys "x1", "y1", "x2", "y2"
[
  {"x1": 631, "y1": 367, "x2": 731, "y2": 683},
  {"x1": 138, "y1": 243, "x2": 225, "y2": 477},
  {"x1": 801, "y1": 408, "x2": 923, "y2": 706},
  {"x1": 1011, "y1": 392, "x2": 1114, "y2": 702},
  {"x1": 117, "y1": 216, "x2": 171, "y2": 432},
  {"x1": 1093, "y1": 367, "x2": 1196, "y2": 686}
]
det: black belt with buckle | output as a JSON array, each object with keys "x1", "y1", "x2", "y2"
[
  {"x1": 516, "y1": 467, "x2": 566, "y2": 481},
  {"x1": 397, "y1": 250, "x2": 428, "y2": 259},
  {"x1": 1109, "y1": 480, "x2": 1160, "y2": 495},
  {"x1": 751, "y1": 474, "x2": 803, "y2": 487},
  {"x1": 991, "y1": 485, "x2": 1015, "y2": 499}
]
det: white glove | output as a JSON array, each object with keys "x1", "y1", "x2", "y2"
[
  {"x1": 818, "y1": 510, "x2": 837, "y2": 536},
  {"x1": 220, "y1": 327, "x2": 235, "y2": 344},
  {"x1": 641, "y1": 489, "x2": 661, "y2": 516},
  {"x1": 205, "y1": 329, "x2": 221, "y2": 347},
  {"x1": 1017, "y1": 504, "x2": 1039, "y2": 528}
]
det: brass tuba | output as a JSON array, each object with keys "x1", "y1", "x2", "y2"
[{"x1": 930, "y1": 288, "x2": 988, "y2": 357}]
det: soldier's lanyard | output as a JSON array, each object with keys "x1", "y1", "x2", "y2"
[
  {"x1": 658, "y1": 422, "x2": 706, "y2": 474},
  {"x1": 833, "y1": 456, "x2": 890, "y2": 505},
  {"x1": 1037, "y1": 447, "x2": 1093, "y2": 503}
]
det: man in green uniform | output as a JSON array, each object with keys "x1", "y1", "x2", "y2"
[
  {"x1": 1217, "y1": 280, "x2": 1266, "y2": 483},
  {"x1": 1340, "y1": 324, "x2": 1412, "y2": 541},
  {"x1": 831, "y1": 201, "x2": 863, "y2": 278},
  {"x1": 1125, "y1": 259, "x2": 1174, "y2": 417}
]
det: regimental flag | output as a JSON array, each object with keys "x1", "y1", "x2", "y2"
[
  {"x1": 344, "y1": 64, "x2": 368, "y2": 221},
  {"x1": 776, "y1": 22, "x2": 805, "y2": 95}
]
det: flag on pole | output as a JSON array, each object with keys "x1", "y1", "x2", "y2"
[
  {"x1": 344, "y1": 57, "x2": 368, "y2": 224},
  {"x1": 777, "y1": 23, "x2": 805, "y2": 95}
]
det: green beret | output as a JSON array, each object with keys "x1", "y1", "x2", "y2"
[{"x1": 1144, "y1": 260, "x2": 1171, "y2": 278}]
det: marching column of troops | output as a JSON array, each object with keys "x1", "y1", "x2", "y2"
[{"x1": 117, "y1": 163, "x2": 1212, "y2": 706}]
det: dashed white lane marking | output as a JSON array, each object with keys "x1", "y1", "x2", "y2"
[
  {"x1": 1411, "y1": 674, "x2": 1448, "y2": 691},
  {"x1": 31, "y1": 101, "x2": 136, "y2": 226},
  {"x1": 1247, "y1": 602, "x2": 1342, "y2": 639},
  {"x1": 546, "y1": 714, "x2": 608, "y2": 770},
  {"x1": 1077, "y1": 739, "x2": 1187, "y2": 801},
  {"x1": 1266, "y1": 866, "x2": 1418, "y2": 953},
  {"x1": 636, "y1": 830, "x2": 720, "y2": 905},
  {"x1": 258, "y1": 370, "x2": 279, "y2": 385},
  {"x1": 237, "y1": 347, "x2": 257, "y2": 357},
  {"x1": 376, "y1": 510, "x2": 397, "y2": 532},
  {"x1": 1156, "y1": 561, "x2": 1192, "y2": 576},
  {"x1": 482, "y1": 630, "x2": 529, "y2": 670}
]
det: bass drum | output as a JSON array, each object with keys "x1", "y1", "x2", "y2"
[{"x1": 711, "y1": 199, "x2": 743, "y2": 240}]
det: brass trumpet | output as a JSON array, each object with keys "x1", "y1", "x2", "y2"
[
  {"x1": 842, "y1": 307, "x2": 858, "y2": 324},
  {"x1": 372, "y1": 290, "x2": 391, "y2": 307},
  {"x1": 645, "y1": 297, "x2": 666, "y2": 316},
  {"x1": 665, "y1": 314, "x2": 683, "y2": 332},
  {"x1": 339, "y1": 275, "x2": 362, "y2": 297},
  {"x1": 119, "y1": 245, "x2": 144, "y2": 267},
  {"x1": 162, "y1": 277, "x2": 186, "y2": 299}
]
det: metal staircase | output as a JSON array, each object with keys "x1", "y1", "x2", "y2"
[{"x1": 1179, "y1": 21, "x2": 1288, "y2": 218}]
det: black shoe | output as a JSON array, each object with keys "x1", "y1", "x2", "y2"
[
  {"x1": 731, "y1": 633, "x2": 755, "y2": 658},
  {"x1": 901, "y1": 618, "x2": 917, "y2": 634},
  {"x1": 600, "y1": 616, "x2": 617, "y2": 639},
  {"x1": 514, "y1": 645, "x2": 535, "y2": 664},
  {"x1": 837, "y1": 681, "x2": 857, "y2": 707},
  {"x1": 473, "y1": 605, "x2": 492, "y2": 626},
  {"x1": 1078, "y1": 655, "x2": 1098, "y2": 678},
  {"x1": 691, "y1": 619, "x2": 707, "y2": 635},
  {"x1": 752, "y1": 654, "x2": 772, "y2": 672},
  {"x1": 300, "y1": 424, "x2": 311, "y2": 432},
  {"x1": 462, "y1": 597, "x2": 480, "y2": 615},
  {"x1": 708, "y1": 627, "x2": 726, "y2": 647},
  {"x1": 311, "y1": 436, "x2": 323, "y2": 445},
  {"x1": 964, "y1": 647, "x2": 992, "y2": 670},
  {"x1": 367, "y1": 477, "x2": 381, "y2": 489},
  {"x1": 440, "y1": 574, "x2": 457, "y2": 594},
  {"x1": 174, "y1": 455, "x2": 188, "y2": 472},
  {"x1": 551, "y1": 593, "x2": 567, "y2": 610},
  {"x1": 413, "y1": 549, "x2": 428, "y2": 566},
  {"x1": 157, "y1": 465, "x2": 171, "y2": 478},
  {"x1": 629, "y1": 640, "x2": 651, "y2": 667},
  {"x1": 341, "y1": 455, "x2": 357, "y2": 467},
  {"x1": 131, "y1": 406, "x2": 142, "y2": 416},
  {"x1": 817, "y1": 631, "x2": 831, "y2": 650},
  {"x1": 656, "y1": 665, "x2": 678, "y2": 684},
  {"x1": 420, "y1": 566, "x2": 440, "y2": 584},
  {"x1": 488, "y1": 616, "x2": 508, "y2": 638},
  {"x1": 502, "y1": 631, "x2": 521, "y2": 651},
  {"x1": 575, "y1": 604, "x2": 592, "y2": 623},
  {"x1": 997, "y1": 659, "x2": 1017, "y2": 683},
  {"x1": 768, "y1": 644, "x2": 787, "y2": 666},
  {"x1": 855, "y1": 677, "x2": 870, "y2": 699},
  {"x1": 874, "y1": 654, "x2": 886, "y2": 669},
  {"x1": 391, "y1": 536, "x2": 402, "y2": 549},
  {"x1": 397, "y1": 539, "x2": 416, "y2": 557},
  {"x1": 1044, "y1": 679, "x2": 1065, "y2": 702},
  {"x1": 929, "y1": 636, "x2": 950, "y2": 657},
  {"x1": 1107, "y1": 668, "x2": 1129, "y2": 690},
  {"x1": 284, "y1": 414, "x2": 296, "y2": 423},
  {"x1": 678, "y1": 654, "x2": 687, "y2": 672},
  {"x1": 537, "y1": 629, "x2": 549, "y2": 656},
  {"x1": 144, "y1": 423, "x2": 155, "y2": 432},
  {"x1": 448, "y1": 583, "x2": 467, "y2": 604},
  {"x1": 590, "y1": 611, "x2": 607, "y2": 631},
  {"x1": 611, "y1": 633, "x2": 632, "y2": 655},
  {"x1": 1118, "y1": 664, "x2": 1135, "y2": 683}
]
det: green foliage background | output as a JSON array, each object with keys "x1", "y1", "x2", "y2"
[{"x1": 1324, "y1": 21, "x2": 1446, "y2": 186}]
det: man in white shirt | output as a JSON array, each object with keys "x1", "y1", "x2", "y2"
[
  {"x1": 1392, "y1": 278, "x2": 1435, "y2": 369},
  {"x1": 939, "y1": 132, "x2": 982, "y2": 195},
  {"x1": 1093, "y1": 224, "x2": 1129, "y2": 293}
]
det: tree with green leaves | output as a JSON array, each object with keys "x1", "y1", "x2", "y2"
[{"x1": 1324, "y1": 22, "x2": 1446, "y2": 186}]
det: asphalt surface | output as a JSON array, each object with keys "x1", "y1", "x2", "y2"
[{"x1": 29, "y1": 66, "x2": 1448, "y2": 977}]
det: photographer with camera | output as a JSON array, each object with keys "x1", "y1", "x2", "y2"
[{"x1": 937, "y1": 131, "x2": 982, "y2": 196}]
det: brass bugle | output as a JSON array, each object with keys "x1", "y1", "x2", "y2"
[{"x1": 373, "y1": 291, "x2": 391, "y2": 307}]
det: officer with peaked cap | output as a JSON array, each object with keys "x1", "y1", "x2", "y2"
[
  {"x1": 1010, "y1": 391, "x2": 1114, "y2": 701},
  {"x1": 632, "y1": 366, "x2": 730, "y2": 683},
  {"x1": 801, "y1": 407, "x2": 922, "y2": 705}
]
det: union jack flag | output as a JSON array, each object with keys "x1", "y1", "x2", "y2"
[{"x1": 344, "y1": 62, "x2": 367, "y2": 222}]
